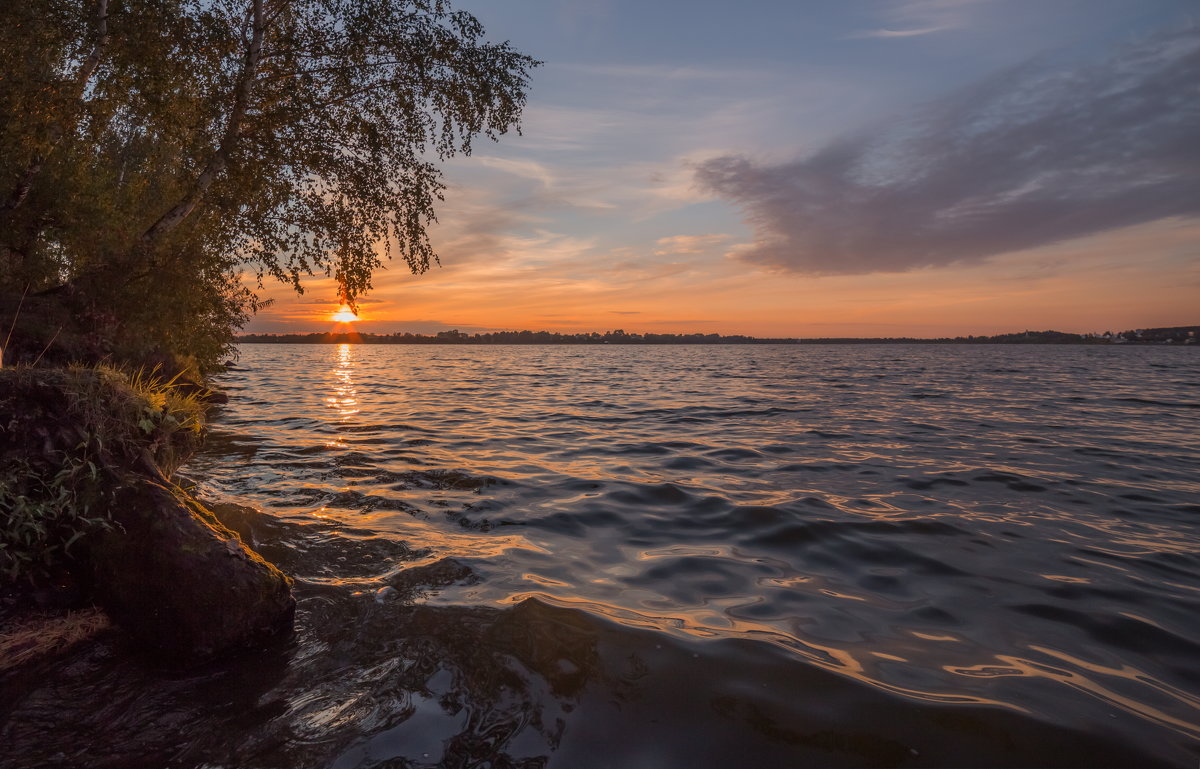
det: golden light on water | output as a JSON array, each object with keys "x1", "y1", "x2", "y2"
[
  {"x1": 324, "y1": 343, "x2": 358, "y2": 448},
  {"x1": 330, "y1": 304, "x2": 359, "y2": 323}
]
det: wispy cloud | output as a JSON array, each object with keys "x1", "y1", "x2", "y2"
[
  {"x1": 848, "y1": 0, "x2": 988, "y2": 40},
  {"x1": 557, "y1": 62, "x2": 767, "y2": 82},
  {"x1": 847, "y1": 25, "x2": 951, "y2": 39},
  {"x1": 695, "y1": 29, "x2": 1200, "y2": 275},
  {"x1": 653, "y1": 234, "x2": 730, "y2": 255},
  {"x1": 475, "y1": 157, "x2": 556, "y2": 189},
  {"x1": 286, "y1": 297, "x2": 385, "y2": 306}
]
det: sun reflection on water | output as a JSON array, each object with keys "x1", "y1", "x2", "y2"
[
  {"x1": 495, "y1": 589, "x2": 1020, "y2": 709},
  {"x1": 189, "y1": 344, "x2": 1200, "y2": 759},
  {"x1": 948, "y1": 646, "x2": 1200, "y2": 739},
  {"x1": 324, "y1": 343, "x2": 359, "y2": 448}
]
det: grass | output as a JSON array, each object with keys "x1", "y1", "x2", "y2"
[
  {"x1": 0, "y1": 363, "x2": 209, "y2": 584},
  {"x1": 0, "y1": 608, "x2": 110, "y2": 672},
  {"x1": 100, "y1": 363, "x2": 208, "y2": 472}
]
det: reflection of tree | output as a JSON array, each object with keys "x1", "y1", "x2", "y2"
[
  {"x1": 710, "y1": 695, "x2": 912, "y2": 766},
  {"x1": 279, "y1": 591, "x2": 601, "y2": 769},
  {"x1": 2, "y1": 584, "x2": 603, "y2": 768},
  {"x1": 7, "y1": 559, "x2": 1180, "y2": 768},
  {"x1": 3, "y1": 500, "x2": 600, "y2": 768},
  {"x1": 0, "y1": 630, "x2": 294, "y2": 769},
  {"x1": 488, "y1": 599, "x2": 599, "y2": 701},
  {"x1": 395, "y1": 598, "x2": 600, "y2": 767}
]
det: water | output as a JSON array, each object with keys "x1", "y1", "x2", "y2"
[{"x1": 4, "y1": 344, "x2": 1200, "y2": 767}]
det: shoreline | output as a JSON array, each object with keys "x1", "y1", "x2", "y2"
[
  {"x1": 0, "y1": 366, "x2": 293, "y2": 671},
  {"x1": 234, "y1": 324, "x2": 1199, "y2": 346}
]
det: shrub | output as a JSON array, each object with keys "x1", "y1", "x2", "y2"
[{"x1": 0, "y1": 364, "x2": 207, "y2": 583}]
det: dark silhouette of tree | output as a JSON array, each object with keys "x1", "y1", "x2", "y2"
[{"x1": 0, "y1": 0, "x2": 538, "y2": 369}]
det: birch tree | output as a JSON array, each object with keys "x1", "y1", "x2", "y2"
[{"x1": 0, "y1": 0, "x2": 537, "y2": 364}]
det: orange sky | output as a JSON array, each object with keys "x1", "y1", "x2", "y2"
[
  {"x1": 249, "y1": 217, "x2": 1199, "y2": 338},
  {"x1": 243, "y1": 3, "x2": 1199, "y2": 338}
]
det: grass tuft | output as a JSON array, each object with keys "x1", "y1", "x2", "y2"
[
  {"x1": 0, "y1": 364, "x2": 209, "y2": 584},
  {"x1": 0, "y1": 608, "x2": 110, "y2": 672}
]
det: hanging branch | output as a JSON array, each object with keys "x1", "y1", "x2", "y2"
[{"x1": 0, "y1": 0, "x2": 111, "y2": 215}]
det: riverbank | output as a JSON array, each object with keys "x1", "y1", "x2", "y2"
[{"x1": 0, "y1": 365, "x2": 294, "y2": 667}]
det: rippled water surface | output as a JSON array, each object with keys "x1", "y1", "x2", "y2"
[{"x1": 6, "y1": 343, "x2": 1200, "y2": 767}]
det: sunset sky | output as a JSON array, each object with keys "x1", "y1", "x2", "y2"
[{"x1": 247, "y1": 0, "x2": 1200, "y2": 337}]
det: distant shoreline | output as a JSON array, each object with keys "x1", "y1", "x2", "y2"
[{"x1": 236, "y1": 326, "x2": 1197, "y2": 346}]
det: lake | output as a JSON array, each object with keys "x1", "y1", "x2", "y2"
[{"x1": 5, "y1": 343, "x2": 1199, "y2": 767}]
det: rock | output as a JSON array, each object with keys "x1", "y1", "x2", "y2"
[
  {"x1": 0, "y1": 366, "x2": 295, "y2": 665},
  {"x1": 203, "y1": 389, "x2": 230, "y2": 404},
  {"x1": 88, "y1": 480, "x2": 294, "y2": 662},
  {"x1": 206, "y1": 500, "x2": 261, "y2": 544}
]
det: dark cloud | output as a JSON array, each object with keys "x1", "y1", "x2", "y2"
[{"x1": 695, "y1": 29, "x2": 1200, "y2": 275}]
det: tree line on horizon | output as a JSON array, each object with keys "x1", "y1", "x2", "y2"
[{"x1": 234, "y1": 326, "x2": 1199, "y2": 345}]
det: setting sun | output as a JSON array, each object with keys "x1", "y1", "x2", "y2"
[
  {"x1": 330, "y1": 304, "x2": 359, "y2": 323},
  {"x1": 4, "y1": 0, "x2": 1198, "y2": 764}
]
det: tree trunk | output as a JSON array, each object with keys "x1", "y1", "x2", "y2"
[{"x1": 137, "y1": 0, "x2": 268, "y2": 253}]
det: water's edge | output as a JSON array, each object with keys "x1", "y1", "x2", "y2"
[{"x1": 3, "y1": 344, "x2": 1198, "y2": 768}]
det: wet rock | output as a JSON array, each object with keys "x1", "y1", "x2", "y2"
[
  {"x1": 88, "y1": 481, "x2": 294, "y2": 662},
  {"x1": 200, "y1": 388, "x2": 229, "y2": 405},
  {"x1": 206, "y1": 500, "x2": 260, "y2": 544}
]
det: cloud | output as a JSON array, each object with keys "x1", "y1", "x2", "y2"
[
  {"x1": 653, "y1": 233, "x2": 730, "y2": 255},
  {"x1": 848, "y1": 0, "x2": 987, "y2": 40},
  {"x1": 848, "y1": 26, "x2": 951, "y2": 39},
  {"x1": 475, "y1": 157, "x2": 556, "y2": 189},
  {"x1": 695, "y1": 29, "x2": 1200, "y2": 275},
  {"x1": 559, "y1": 63, "x2": 766, "y2": 82},
  {"x1": 289, "y1": 297, "x2": 384, "y2": 306}
]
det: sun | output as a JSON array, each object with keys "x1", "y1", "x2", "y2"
[{"x1": 330, "y1": 304, "x2": 359, "y2": 323}]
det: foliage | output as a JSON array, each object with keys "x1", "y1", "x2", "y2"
[
  {"x1": 0, "y1": 365, "x2": 206, "y2": 583},
  {"x1": 0, "y1": 0, "x2": 538, "y2": 371},
  {"x1": 115, "y1": 364, "x2": 208, "y2": 464}
]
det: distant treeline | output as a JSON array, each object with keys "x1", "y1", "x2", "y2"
[
  {"x1": 237, "y1": 326, "x2": 1198, "y2": 345},
  {"x1": 238, "y1": 330, "x2": 797, "y2": 345}
]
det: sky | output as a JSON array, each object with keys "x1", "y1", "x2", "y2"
[{"x1": 247, "y1": 0, "x2": 1200, "y2": 337}]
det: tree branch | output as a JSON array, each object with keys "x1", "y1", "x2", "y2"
[
  {"x1": 0, "y1": 0, "x2": 110, "y2": 215},
  {"x1": 138, "y1": 0, "x2": 267, "y2": 252}
]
